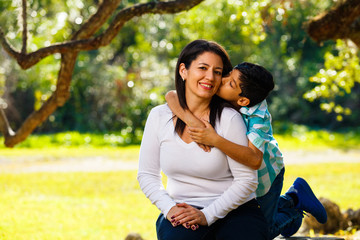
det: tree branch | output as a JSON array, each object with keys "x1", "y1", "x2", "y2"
[
  {"x1": 305, "y1": 0, "x2": 360, "y2": 47},
  {"x1": 100, "y1": 0, "x2": 205, "y2": 45},
  {"x1": 4, "y1": 95, "x2": 59, "y2": 147},
  {"x1": 1, "y1": 39, "x2": 93, "y2": 69},
  {"x1": 0, "y1": 107, "x2": 15, "y2": 139},
  {"x1": 71, "y1": 0, "x2": 122, "y2": 41},
  {"x1": 21, "y1": 0, "x2": 27, "y2": 54},
  {"x1": 3, "y1": 52, "x2": 78, "y2": 148},
  {"x1": 0, "y1": 0, "x2": 205, "y2": 147},
  {"x1": 0, "y1": 28, "x2": 21, "y2": 60},
  {"x1": 348, "y1": 16, "x2": 360, "y2": 46},
  {"x1": 0, "y1": 0, "x2": 205, "y2": 70}
]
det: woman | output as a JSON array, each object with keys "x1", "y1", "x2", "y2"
[{"x1": 137, "y1": 40, "x2": 268, "y2": 239}]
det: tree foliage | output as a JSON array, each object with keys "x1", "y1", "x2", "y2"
[
  {"x1": 0, "y1": 0, "x2": 359, "y2": 147},
  {"x1": 0, "y1": 0, "x2": 204, "y2": 147},
  {"x1": 304, "y1": 0, "x2": 360, "y2": 122},
  {"x1": 304, "y1": 40, "x2": 360, "y2": 121}
]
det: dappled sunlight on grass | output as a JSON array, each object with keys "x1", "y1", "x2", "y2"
[
  {"x1": 0, "y1": 132, "x2": 142, "y2": 148},
  {"x1": 1, "y1": 132, "x2": 359, "y2": 239},
  {"x1": 0, "y1": 163, "x2": 359, "y2": 239},
  {"x1": 282, "y1": 163, "x2": 360, "y2": 210},
  {"x1": 0, "y1": 171, "x2": 159, "y2": 240},
  {"x1": 1, "y1": 129, "x2": 359, "y2": 152},
  {"x1": 275, "y1": 130, "x2": 360, "y2": 151},
  {"x1": 0, "y1": 146, "x2": 140, "y2": 161}
]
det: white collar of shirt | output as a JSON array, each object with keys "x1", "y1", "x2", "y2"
[{"x1": 239, "y1": 100, "x2": 268, "y2": 118}]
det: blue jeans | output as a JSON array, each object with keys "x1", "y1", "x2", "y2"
[
  {"x1": 256, "y1": 168, "x2": 303, "y2": 239},
  {"x1": 156, "y1": 199, "x2": 269, "y2": 240}
]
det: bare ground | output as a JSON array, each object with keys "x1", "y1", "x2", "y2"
[
  {"x1": 2, "y1": 149, "x2": 359, "y2": 239},
  {"x1": 1, "y1": 149, "x2": 359, "y2": 173}
]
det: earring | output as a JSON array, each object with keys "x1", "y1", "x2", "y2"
[{"x1": 182, "y1": 77, "x2": 185, "y2": 81}]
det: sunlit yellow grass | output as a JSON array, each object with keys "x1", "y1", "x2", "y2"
[
  {"x1": 0, "y1": 171, "x2": 158, "y2": 240},
  {"x1": 282, "y1": 163, "x2": 360, "y2": 210},
  {"x1": 274, "y1": 132, "x2": 360, "y2": 151},
  {"x1": 1, "y1": 163, "x2": 360, "y2": 240},
  {"x1": 0, "y1": 146, "x2": 139, "y2": 161},
  {"x1": 1, "y1": 132, "x2": 359, "y2": 239}
]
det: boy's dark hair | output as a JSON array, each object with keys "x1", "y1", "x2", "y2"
[{"x1": 234, "y1": 62, "x2": 274, "y2": 107}]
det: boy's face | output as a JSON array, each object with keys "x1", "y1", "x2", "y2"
[{"x1": 216, "y1": 69, "x2": 243, "y2": 107}]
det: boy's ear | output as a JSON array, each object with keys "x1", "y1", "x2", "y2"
[
  {"x1": 237, "y1": 96, "x2": 250, "y2": 107},
  {"x1": 179, "y1": 63, "x2": 187, "y2": 80}
]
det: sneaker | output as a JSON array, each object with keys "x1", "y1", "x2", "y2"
[
  {"x1": 287, "y1": 177, "x2": 327, "y2": 224},
  {"x1": 280, "y1": 214, "x2": 303, "y2": 237}
]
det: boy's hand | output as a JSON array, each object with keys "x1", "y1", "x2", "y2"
[
  {"x1": 185, "y1": 117, "x2": 211, "y2": 152},
  {"x1": 188, "y1": 119, "x2": 218, "y2": 147},
  {"x1": 165, "y1": 90, "x2": 212, "y2": 152},
  {"x1": 197, "y1": 143, "x2": 211, "y2": 152}
]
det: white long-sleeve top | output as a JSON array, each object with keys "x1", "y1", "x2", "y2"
[{"x1": 137, "y1": 104, "x2": 258, "y2": 226}]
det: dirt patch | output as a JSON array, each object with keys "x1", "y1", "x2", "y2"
[
  {"x1": 283, "y1": 149, "x2": 360, "y2": 165},
  {"x1": 0, "y1": 156, "x2": 138, "y2": 173},
  {"x1": 1, "y1": 150, "x2": 359, "y2": 173}
]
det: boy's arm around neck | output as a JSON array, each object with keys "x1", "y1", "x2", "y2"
[
  {"x1": 192, "y1": 120, "x2": 263, "y2": 170},
  {"x1": 211, "y1": 131, "x2": 263, "y2": 170},
  {"x1": 165, "y1": 90, "x2": 205, "y2": 128}
]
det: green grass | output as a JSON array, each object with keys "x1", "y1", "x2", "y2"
[
  {"x1": 0, "y1": 131, "x2": 141, "y2": 149},
  {"x1": 275, "y1": 132, "x2": 360, "y2": 151},
  {"x1": 0, "y1": 145, "x2": 139, "y2": 161},
  {"x1": 0, "y1": 163, "x2": 360, "y2": 240},
  {"x1": 0, "y1": 171, "x2": 159, "y2": 240},
  {"x1": 0, "y1": 130, "x2": 359, "y2": 239},
  {"x1": 273, "y1": 123, "x2": 360, "y2": 151},
  {"x1": 1, "y1": 128, "x2": 359, "y2": 151},
  {"x1": 282, "y1": 163, "x2": 360, "y2": 210}
]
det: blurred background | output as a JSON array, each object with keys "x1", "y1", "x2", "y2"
[
  {"x1": 0, "y1": 0, "x2": 359, "y2": 239},
  {"x1": 0, "y1": 0, "x2": 359, "y2": 144}
]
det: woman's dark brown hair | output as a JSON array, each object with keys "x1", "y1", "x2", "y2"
[{"x1": 174, "y1": 40, "x2": 233, "y2": 136}]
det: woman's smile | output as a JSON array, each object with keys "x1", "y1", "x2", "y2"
[{"x1": 199, "y1": 82, "x2": 214, "y2": 90}]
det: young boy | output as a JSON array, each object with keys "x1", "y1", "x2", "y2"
[{"x1": 165, "y1": 62, "x2": 327, "y2": 238}]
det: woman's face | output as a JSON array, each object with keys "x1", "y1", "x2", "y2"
[{"x1": 180, "y1": 51, "x2": 223, "y2": 101}]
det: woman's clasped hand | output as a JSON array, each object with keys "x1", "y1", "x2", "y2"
[{"x1": 167, "y1": 203, "x2": 206, "y2": 230}]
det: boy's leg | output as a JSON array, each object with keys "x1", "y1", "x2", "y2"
[
  {"x1": 274, "y1": 195, "x2": 303, "y2": 238},
  {"x1": 286, "y1": 177, "x2": 327, "y2": 224},
  {"x1": 256, "y1": 168, "x2": 303, "y2": 238},
  {"x1": 256, "y1": 168, "x2": 285, "y2": 238},
  {"x1": 276, "y1": 177, "x2": 328, "y2": 237},
  {"x1": 156, "y1": 213, "x2": 209, "y2": 240}
]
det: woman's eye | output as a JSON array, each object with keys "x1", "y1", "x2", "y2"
[
  {"x1": 199, "y1": 67, "x2": 207, "y2": 70},
  {"x1": 215, "y1": 71, "x2": 222, "y2": 75}
]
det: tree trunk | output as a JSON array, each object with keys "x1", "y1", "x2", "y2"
[{"x1": 0, "y1": 0, "x2": 205, "y2": 147}]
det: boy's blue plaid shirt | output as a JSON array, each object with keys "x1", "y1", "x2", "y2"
[{"x1": 240, "y1": 100, "x2": 285, "y2": 197}]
